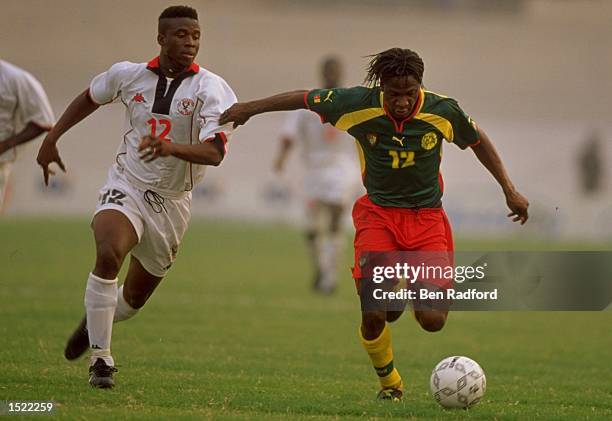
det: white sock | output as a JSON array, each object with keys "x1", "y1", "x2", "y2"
[
  {"x1": 84, "y1": 272, "x2": 117, "y2": 366},
  {"x1": 306, "y1": 232, "x2": 322, "y2": 275},
  {"x1": 319, "y1": 232, "x2": 344, "y2": 290},
  {"x1": 113, "y1": 285, "x2": 138, "y2": 323}
]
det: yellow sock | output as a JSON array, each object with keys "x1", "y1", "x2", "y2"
[{"x1": 359, "y1": 322, "x2": 402, "y2": 390}]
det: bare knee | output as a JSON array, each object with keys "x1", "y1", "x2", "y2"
[
  {"x1": 386, "y1": 310, "x2": 403, "y2": 323},
  {"x1": 361, "y1": 311, "x2": 387, "y2": 340},
  {"x1": 416, "y1": 311, "x2": 447, "y2": 332},
  {"x1": 94, "y1": 243, "x2": 123, "y2": 279}
]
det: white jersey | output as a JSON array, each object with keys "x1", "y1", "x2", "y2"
[
  {"x1": 0, "y1": 60, "x2": 55, "y2": 163},
  {"x1": 281, "y1": 109, "x2": 358, "y2": 203},
  {"x1": 89, "y1": 57, "x2": 237, "y2": 198}
]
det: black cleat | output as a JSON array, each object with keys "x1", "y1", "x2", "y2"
[
  {"x1": 89, "y1": 358, "x2": 117, "y2": 389},
  {"x1": 377, "y1": 387, "x2": 403, "y2": 402},
  {"x1": 64, "y1": 316, "x2": 89, "y2": 360}
]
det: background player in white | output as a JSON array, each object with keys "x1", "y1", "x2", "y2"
[
  {"x1": 0, "y1": 60, "x2": 54, "y2": 213},
  {"x1": 273, "y1": 57, "x2": 359, "y2": 294},
  {"x1": 36, "y1": 6, "x2": 236, "y2": 388}
]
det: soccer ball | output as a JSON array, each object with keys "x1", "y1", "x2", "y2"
[{"x1": 430, "y1": 356, "x2": 486, "y2": 409}]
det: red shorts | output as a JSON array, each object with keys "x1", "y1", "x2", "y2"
[{"x1": 351, "y1": 194, "x2": 454, "y2": 289}]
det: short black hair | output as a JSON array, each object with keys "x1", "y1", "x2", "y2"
[
  {"x1": 159, "y1": 5, "x2": 198, "y2": 21},
  {"x1": 364, "y1": 48, "x2": 424, "y2": 87}
]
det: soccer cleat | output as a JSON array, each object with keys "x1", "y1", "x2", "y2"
[
  {"x1": 64, "y1": 316, "x2": 89, "y2": 360},
  {"x1": 88, "y1": 358, "x2": 117, "y2": 389},
  {"x1": 376, "y1": 386, "x2": 403, "y2": 402}
]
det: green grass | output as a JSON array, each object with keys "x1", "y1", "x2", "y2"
[{"x1": 1, "y1": 218, "x2": 611, "y2": 420}]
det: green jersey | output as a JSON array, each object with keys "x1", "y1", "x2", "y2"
[{"x1": 305, "y1": 87, "x2": 479, "y2": 208}]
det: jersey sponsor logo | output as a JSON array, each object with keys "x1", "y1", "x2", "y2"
[
  {"x1": 366, "y1": 133, "x2": 378, "y2": 147},
  {"x1": 392, "y1": 136, "x2": 405, "y2": 147},
  {"x1": 177, "y1": 98, "x2": 195, "y2": 116},
  {"x1": 323, "y1": 90, "x2": 334, "y2": 103},
  {"x1": 421, "y1": 132, "x2": 438, "y2": 150},
  {"x1": 132, "y1": 93, "x2": 145, "y2": 103},
  {"x1": 313, "y1": 94, "x2": 321, "y2": 104}
]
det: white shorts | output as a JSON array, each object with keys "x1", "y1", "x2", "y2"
[
  {"x1": 0, "y1": 162, "x2": 12, "y2": 211},
  {"x1": 93, "y1": 166, "x2": 191, "y2": 277},
  {"x1": 303, "y1": 164, "x2": 354, "y2": 205}
]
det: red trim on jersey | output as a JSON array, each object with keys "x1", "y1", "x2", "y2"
[
  {"x1": 218, "y1": 131, "x2": 228, "y2": 145},
  {"x1": 146, "y1": 56, "x2": 200, "y2": 73},
  {"x1": 204, "y1": 131, "x2": 229, "y2": 156},
  {"x1": 218, "y1": 132, "x2": 228, "y2": 155},
  {"x1": 438, "y1": 172, "x2": 445, "y2": 193},
  {"x1": 382, "y1": 88, "x2": 423, "y2": 133},
  {"x1": 467, "y1": 139, "x2": 481, "y2": 148}
]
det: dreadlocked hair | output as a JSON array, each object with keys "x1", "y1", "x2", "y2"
[{"x1": 364, "y1": 48, "x2": 424, "y2": 87}]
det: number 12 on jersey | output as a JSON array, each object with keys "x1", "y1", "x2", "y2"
[
  {"x1": 147, "y1": 118, "x2": 172, "y2": 142},
  {"x1": 389, "y1": 150, "x2": 415, "y2": 168}
]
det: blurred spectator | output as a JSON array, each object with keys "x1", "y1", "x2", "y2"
[
  {"x1": 272, "y1": 56, "x2": 358, "y2": 294},
  {"x1": 0, "y1": 60, "x2": 55, "y2": 213},
  {"x1": 578, "y1": 130, "x2": 604, "y2": 195}
]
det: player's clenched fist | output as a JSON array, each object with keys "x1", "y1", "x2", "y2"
[
  {"x1": 138, "y1": 135, "x2": 174, "y2": 162},
  {"x1": 219, "y1": 103, "x2": 252, "y2": 128}
]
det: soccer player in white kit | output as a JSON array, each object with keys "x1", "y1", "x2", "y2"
[
  {"x1": 0, "y1": 60, "x2": 54, "y2": 213},
  {"x1": 36, "y1": 6, "x2": 236, "y2": 388},
  {"x1": 273, "y1": 57, "x2": 358, "y2": 294}
]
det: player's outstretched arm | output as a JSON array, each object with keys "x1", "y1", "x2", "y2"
[
  {"x1": 219, "y1": 90, "x2": 308, "y2": 128},
  {"x1": 36, "y1": 89, "x2": 99, "y2": 185},
  {"x1": 471, "y1": 125, "x2": 529, "y2": 224},
  {"x1": 138, "y1": 135, "x2": 224, "y2": 166}
]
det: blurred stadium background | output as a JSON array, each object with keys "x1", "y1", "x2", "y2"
[{"x1": 2, "y1": 0, "x2": 611, "y2": 241}]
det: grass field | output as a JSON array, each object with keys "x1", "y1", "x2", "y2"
[{"x1": 1, "y1": 218, "x2": 611, "y2": 420}]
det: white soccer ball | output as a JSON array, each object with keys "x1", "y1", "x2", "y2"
[{"x1": 430, "y1": 356, "x2": 486, "y2": 409}]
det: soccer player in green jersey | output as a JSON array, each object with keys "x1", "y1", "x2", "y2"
[{"x1": 220, "y1": 48, "x2": 529, "y2": 401}]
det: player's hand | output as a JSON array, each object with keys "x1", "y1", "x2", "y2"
[
  {"x1": 138, "y1": 135, "x2": 174, "y2": 162},
  {"x1": 219, "y1": 103, "x2": 252, "y2": 128},
  {"x1": 505, "y1": 190, "x2": 529, "y2": 225},
  {"x1": 36, "y1": 137, "x2": 66, "y2": 186}
]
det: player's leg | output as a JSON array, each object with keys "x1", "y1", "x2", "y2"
[
  {"x1": 359, "y1": 307, "x2": 404, "y2": 400},
  {"x1": 85, "y1": 209, "x2": 138, "y2": 388},
  {"x1": 413, "y1": 296, "x2": 448, "y2": 332},
  {"x1": 305, "y1": 199, "x2": 324, "y2": 290},
  {"x1": 411, "y1": 208, "x2": 453, "y2": 333},
  {"x1": 65, "y1": 255, "x2": 161, "y2": 361},
  {"x1": 0, "y1": 162, "x2": 12, "y2": 214},
  {"x1": 352, "y1": 196, "x2": 404, "y2": 400},
  {"x1": 316, "y1": 201, "x2": 345, "y2": 294},
  {"x1": 115, "y1": 255, "x2": 163, "y2": 321}
]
